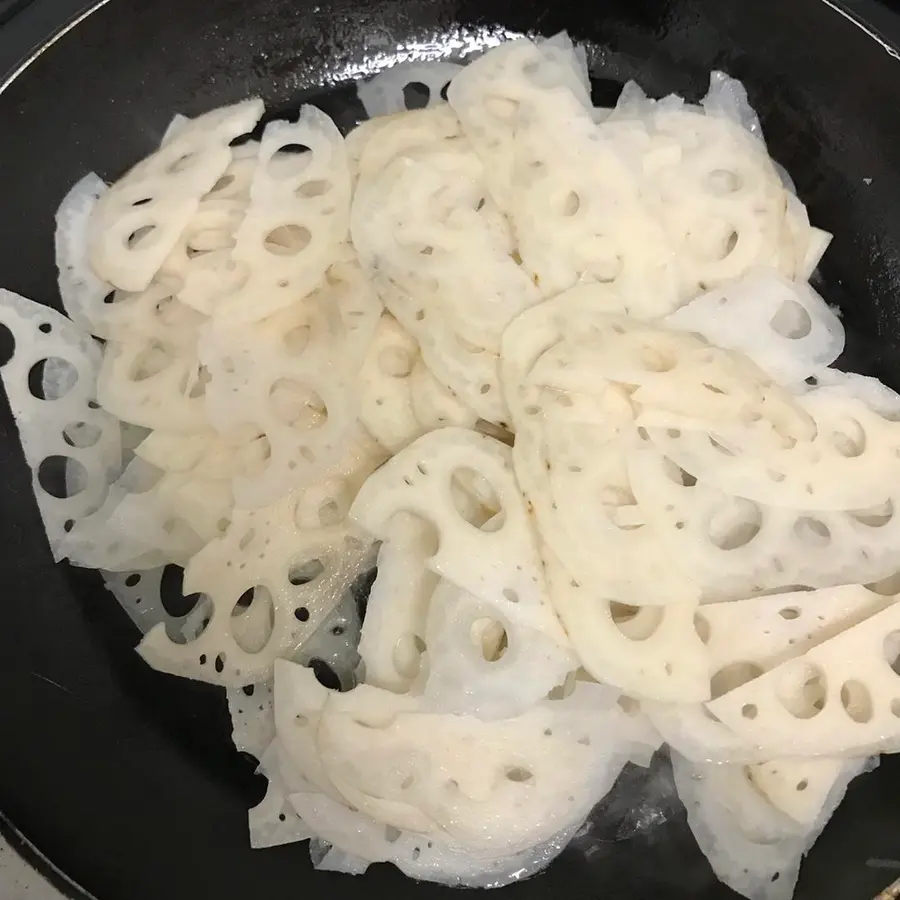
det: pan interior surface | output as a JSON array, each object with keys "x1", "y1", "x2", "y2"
[{"x1": 2, "y1": 0, "x2": 900, "y2": 898}]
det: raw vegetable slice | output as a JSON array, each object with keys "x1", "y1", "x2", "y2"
[
  {"x1": 351, "y1": 428, "x2": 567, "y2": 641},
  {"x1": 664, "y1": 269, "x2": 844, "y2": 386},
  {"x1": 358, "y1": 314, "x2": 422, "y2": 453},
  {"x1": 96, "y1": 334, "x2": 206, "y2": 432},
  {"x1": 212, "y1": 107, "x2": 352, "y2": 324},
  {"x1": 646, "y1": 585, "x2": 892, "y2": 762},
  {"x1": 89, "y1": 99, "x2": 264, "y2": 292},
  {"x1": 672, "y1": 753, "x2": 876, "y2": 900},
  {"x1": 422, "y1": 577, "x2": 576, "y2": 719},
  {"x1": 645, "y1": 377, "x2": 900, "y2": 512},
  {"x1": 293, "y1": 788, "x2": 583, "y2": 887},
  {"x1": 706, "y1": 602, "x2": 900, "y2": 756},
  {"x1": 0, "y1": 289, "x2": 122, "y2": 558},
  {"x1": 357, "y1": 61, "x2": 463, "y2": 117},
  {"x1": 357, "y1": 511, "x2": 439, "y2": 692},
  {"x1": 629, "y1": 446, "x2": 900, "y2": 597},
  {"x1": 55, "y1": 173, "x2": 113, "y2": 335},
  {"x1": 542, "y1": 545, "x2": 709, "y2": 701}
]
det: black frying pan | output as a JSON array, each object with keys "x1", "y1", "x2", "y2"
[{"x1": 3, "y1": 1, "x2": 900, "y2": 898}]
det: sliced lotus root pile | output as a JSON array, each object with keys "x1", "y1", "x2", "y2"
[{"x1": 89, "y1": 99, "x2": 264, "y2": 292}]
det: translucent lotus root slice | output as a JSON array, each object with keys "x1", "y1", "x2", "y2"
[
  {"x1": 513, "y1": 418, "x2": 700, "y2": 607},
  {"x1": 59, "y1": 456, "x2": 230, "y2": 570},
  {"x1": 157, "y1": 197, "x2": 246, "y2": 312},
  {"x1": 628, "y1": 445, "x2": 900, "y2": 597},
  {"x1": 213, "y1": 108, "x2": 352, "y2": 325},
  {"x1": 138, "y1": 491, "x2": 375, "y2": 685},
  {"x1": 97, "y1": 335, "x2": 205, "y2": 432},
  {"x1": 135, "y1": 427, "x2": 260, "y2": 482},
  {"x1": 705, "y1": 601, "x2": 900, "y2": 757},
  {"x1": 352, "y1": 142, "x2": 540, "y2": 354},
  {"x1": 350, "y1": 428, "x2": 565, "y2": 639},
  {"x1": 294, "y1": 787, "x2": 582, "y2": 888},
  {"x1": 0, "y1": 290, "x2": 122, "y2": 558},
  {"x1": 226, "y1": 680, "x2": 275, "y2": 760},
  {"x1": 89, "y1": 99, "x2": 264, "y2": 292},
  {"x1": 273, "y1": 664, "x2": 346, "y2": 800},
  {"x1": 541, "y1": 546, "x2": 709, "y2": 702},
  {"x1": 422, "y1": 577, "x2": 576, "y2": 720},
  {"x1": 161, "y1": 113, "x2": 189, "y2": 146},
  {"x1": 701, "y1": 71, "x2": 764, "y2": 139},
  {"x1": 645, "y1": 585, "x2": 891, "y2": 763},
  {"x1": 200, "y1": 294, "x2": 362, "y2": 509},
  {"x1": 353, "y1": 105, "x2": 462, "y2": 186},
  {"x1": 670, "y1": 753, "x2": 810, "y2": 900},
  {"x1": 509, "y1": 114, "x2": 680, "y2": 306},
  {"x1": 372, "y1": 275, "x2": 507, "y2": 424},
  {"x1": 249, "y1": 741, "x2": 315, "y2": 849},
  {"x1": 644, "y1": 379, "x2": 900, "y2": 512},
  {"x1": 409, "y1": 358, "x2": 477, "y2": 433},
  {"x1": 55, "y1": 173, "x2": 114, "y2": 336},
  {"x1": 99, "y1": 282, "x2": 205, "y2": 353},
  {"x1": 447, "y1": 37, "x2": 593, "y2": 210},
  {"x1": 650, "y1": 376, "x2": 900, "y2": 510},
  {"x1": 500, "y1": 287, "x2": 810, "y2": 443},
  {"x1": 358, "y1": 314, "x2": 423, "y2": 453},
  {"x1": 312, "y1": 678, "x2": 635, "y2": 857},
  {"x1": 529, "y1": 325, "x2": 813, "y2": 442},
  {"x1": 357, "y1": 61, "x2": 463, "y2": 117},
  {"x1": 748, "y1": 757, "x2": 849, "y2": 828},
  {"x1": 102, "y1": 565, "x2": 211, "y2": 646},
  {"x1": 664, "y1": 269, "x2": 844, "y2": 386},
  {"x1": 358, "y1": 511, "x2": 439, "y2": 692}
]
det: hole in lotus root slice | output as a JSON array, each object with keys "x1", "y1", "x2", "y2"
[
  {"x1": 0, "y1": 290, "x2": 122, "y2": 560},
  {"x1": 357, "y1": 61, "x2": 464, "y2": 117},
  {"x1": 89, "y1": 99, "x2": 264, "y2": 293},
  {"x1": 103, "y1": 565, "x2": 212, "y2": 645}
]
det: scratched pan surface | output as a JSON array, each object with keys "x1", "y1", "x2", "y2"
[{"x1": 2, "y1": 0, "x2": 900, "y2": 897}]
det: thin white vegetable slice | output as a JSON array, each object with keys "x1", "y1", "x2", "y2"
[
  {"x1": 357, "y1": 62, "x2": 463, "y2": 117},
  {"x1": 664, "y1": 269, "x2": 844, "y2": 387},
  {"x1": 0, "y1": 289, "x2": 122, "y2": 559},
  {"x1": 646, "y1": 585, "x2": 893, "y2": 762},
  {"x1": 422, "y1": 577, "x2": 576, "y2": 720},
  {"x1": 542, "y1": 546, "x2": 709, "y2": 702},
  {"x1": 357, "y1": 314, "x2": 423, "y2": 453},
  {"x1": 55, "y1": 173, "x2": 113, "y2": 336},
  {"x1": 672, "y1": 753, "x2": 876, "y2": 900},
  {"x1": 212, "y1": 107, "x2": 352, "y2": 325},
  {"x1": 294, "y1": 788, "x2": 582, "y2": 887},
  {"x1": 358, "y1": 511, "x2": 438, "y2": 692},
  {"x1": 89, "y1": 99, "x2": 264, "y2": 292},
  {"x1": 351, "y1": 427, "x2": 568, "y2": 642},
  {"x1": 706, "y1": 601, "x2": 900, "y2": 756},
  {"x1": 629, "y1": 446, "x2": 900, "y2": 597},
  {"x1": 137, "y1": 434, "x2": 382, "y2": 685}
]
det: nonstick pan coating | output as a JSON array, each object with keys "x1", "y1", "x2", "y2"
[{"x1": 3, "y1": 0, "x2": 900, "y2": 898}]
